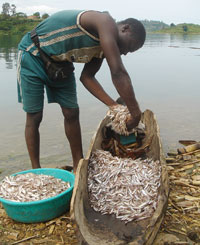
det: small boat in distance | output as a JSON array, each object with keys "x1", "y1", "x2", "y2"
[{"x1": 71, "y1": 109, "x2": 169, "y2": 245}]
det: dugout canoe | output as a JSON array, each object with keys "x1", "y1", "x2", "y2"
[{"x1": 70, "y1": 109, "x2": 169, "y2": 245}]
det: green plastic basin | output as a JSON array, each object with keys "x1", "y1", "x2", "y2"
[{"x1": 0, "y1": 168, "x2": 75, "y2": 223}]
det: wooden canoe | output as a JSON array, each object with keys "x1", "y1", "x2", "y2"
[{"x1": 71, "y1": 109, "x2": 169, "y2": 245}]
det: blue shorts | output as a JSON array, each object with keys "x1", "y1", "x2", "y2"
[{"x1": 17, "y1": 50, "x2": 78, "y2": 113}]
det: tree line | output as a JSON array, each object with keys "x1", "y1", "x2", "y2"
[
  {"x1": 1, "y1": 2, "x2": 49, "y2": 19},
  {"x1": 0, "y1": 2, "x2": 45, "y2": 34}
]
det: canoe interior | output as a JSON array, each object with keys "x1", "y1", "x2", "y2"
[{"x1": 71, "y1": 110, "x2": 169, "y2": 245}]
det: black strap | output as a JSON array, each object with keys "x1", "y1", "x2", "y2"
[{"x1": 30, "y1": 29, "x2": 40, "y2": 49}]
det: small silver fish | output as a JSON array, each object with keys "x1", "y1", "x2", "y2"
[
  {"x1": 88, "y1": 149, "x2": 161, "y2": 223},
  {"x1": 0, "y1": 173, "x2": 70, "y2": 202},
  {"x1": 107, "y1": 105, "x2": 145, "y2": 135}
]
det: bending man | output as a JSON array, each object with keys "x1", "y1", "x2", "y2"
[{"x1": 17, "y1": 10, "x2": 146, "y2": 172}]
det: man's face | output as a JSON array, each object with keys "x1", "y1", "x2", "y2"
[{"x1": 118, "y1": 24, "x2": 141, "y2": 55}]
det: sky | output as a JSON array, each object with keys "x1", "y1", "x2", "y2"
[{"x1": 1, "y1": 0, "x2": 200, "y2": 25}]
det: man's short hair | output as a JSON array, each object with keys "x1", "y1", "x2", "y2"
[{"x1": 118, "y1": 18, "x2": 146, "y2": 47}]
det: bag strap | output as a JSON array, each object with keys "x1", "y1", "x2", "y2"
[
  {"x1": 30, "y1": 28, "x2": 52, "y2": 69},
  {"x1": 30, "y1": 29, "x2": 40, "y2": 49}
]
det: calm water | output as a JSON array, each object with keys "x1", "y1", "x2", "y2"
[{"x1": 0, "y1": 33, "x2": 200, "y2": 179}]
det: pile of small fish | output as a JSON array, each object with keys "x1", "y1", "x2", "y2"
[
  {"x1": 88, "y1": 149, "x2": 161, "y2": 223},
  {"x1": 108, "y1": 105, "x2": 131, "y2": 135},
  {"x1": 108, "y1": 105, "x2": 144, "y2": 135},
  {"x1": 0, "y1": 173, "x2": 70, "y2": 202}
]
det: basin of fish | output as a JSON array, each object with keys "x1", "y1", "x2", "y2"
[{"x1": 0, "y1": 172, "x2": 71, "y2": 202}]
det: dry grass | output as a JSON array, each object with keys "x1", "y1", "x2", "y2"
[
  {"x1": 156, "y1": 143, "x2": 200, "y2": 244},
  {"x1": 1, "y1": 141, "x2": 200, "y2": 244},
  {"x1": 0, "y1": 205, "x2": 78, "y2": 245}
]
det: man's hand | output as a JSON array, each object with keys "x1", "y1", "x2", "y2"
[{"x1": 126, "y1": 110, "x2": 142, "y2": 131}]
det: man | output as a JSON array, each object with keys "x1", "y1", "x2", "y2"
[{"x1": 17, "y1": 10, "x2": 146, "y2": 173}]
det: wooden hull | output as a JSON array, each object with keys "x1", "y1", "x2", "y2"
[{"x1": 71, "y1": 110, "x2": 169, "y2": 245}]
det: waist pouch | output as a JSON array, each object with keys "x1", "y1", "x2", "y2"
[{"x1": 30, "y1": 29, "x2": 74, "y2": 82}]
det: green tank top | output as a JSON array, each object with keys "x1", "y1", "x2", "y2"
[{"x1": 18, "y1": 10, "x2": 103, "y2": 63}]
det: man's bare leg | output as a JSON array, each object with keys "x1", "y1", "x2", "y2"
[
  {"x1": 25, "y1": 111, "x2": 43, "y2": 169},
  {"x1": 61, "y1": 107, "x2": 83, "y2": 172}
]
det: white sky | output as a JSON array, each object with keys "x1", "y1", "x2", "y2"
[{"x1": 1, "y1": 0, "x2": 200, "y2": 25}]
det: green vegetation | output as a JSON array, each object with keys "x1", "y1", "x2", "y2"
[
  {"x1": 141, "y1": 20, "x2": 200, "y2": 34},
  {"x1": 141, "y1": 20, "x2": 169, "y2": 33},
  {"x1": 0, "y1": 15, "x2": 41, "y2": 35},
  {"x1": 0, "y1": 2, "x2": 47, "y2": 35},
  {"x1": 1, "y1": 2, "x2": 200, "y2": 35},
  {"x1": 154, "y1": 23, "x2": 200, "y2": 34}
]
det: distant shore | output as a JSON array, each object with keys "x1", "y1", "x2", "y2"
[
  {"x1": 0, "y1": 16, "x2": 41, "y2": 35},
  {"x1": 154, "y1": 23, "x2": 200, "y2": 34},
  {"x1": 1, "y1": 15, "x2": 200, "y2": 36}
]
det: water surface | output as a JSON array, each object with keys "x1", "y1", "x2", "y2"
[{"x1": 0, "y1": 33, "x2": 200, "y2": 179}]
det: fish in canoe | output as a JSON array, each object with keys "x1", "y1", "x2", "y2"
[{"x1": 71, "y1": 109, "x2": 169, "y2": 245}]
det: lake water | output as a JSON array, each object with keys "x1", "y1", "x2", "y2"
[{"x1": 0, "y1": 33, "x2": 200, "y2": 179}]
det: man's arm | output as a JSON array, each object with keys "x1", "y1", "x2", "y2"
[
  {"x1": 80, "y1": 57, "x2": 117, "y2": 107},
  {"x1": 100, "y1": 17, "x2": 141, "y2": 127},
  {"x1": 81, "y1": 11, "x2": 141, "y2": 128}
]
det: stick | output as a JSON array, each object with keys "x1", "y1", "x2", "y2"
[
  {"x1": 166, "y1": 228, "x2": 186, "y2": 236},
  {"x1": 181, "y1": 149, "x2": 200, "y2": 156},
  {"x1": 11, "y1": 235, "x2": 38, "y2": 245},
  {"x1": 173, "y1": 180, "x2": 199, "y2": 189},
  {"x1": 182, "y1": 159, "x2": 200, "y2": 166},
  {"x1": 169, "y1": 199, "x2": 182, "y2": 212}
]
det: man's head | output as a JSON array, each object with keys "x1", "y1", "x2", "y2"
[{"x1": 117, "y1": 18, "x2": 146, "y2": 55}]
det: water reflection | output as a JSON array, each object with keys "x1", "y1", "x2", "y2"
[
  {"x1": 146, "y1": 33, "x2": 200, "y2": 48},
  {"x1": 0, "y1": 33, "x2": 200, "y2": 179},
  {"x1": 0, "y1": 33, "x2": 199, "y2": 70},
  {"x1": 0, "y1": 35, "x2": 21, "y2": 69}
]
